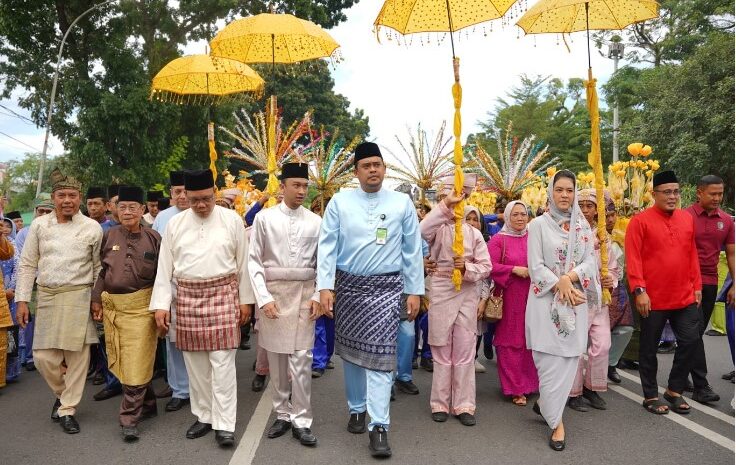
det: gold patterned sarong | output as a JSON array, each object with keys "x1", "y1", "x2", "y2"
[
  {"x1": 34, "y1": 284, "x2": 97, "y2": 351},
  {"x1": 101, "y1": 288, "x2": 156, "y2": 386}
]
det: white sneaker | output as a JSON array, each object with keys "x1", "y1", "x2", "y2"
[{"x1": 475, "y1": 360, "x2": 486, "y2": 373}]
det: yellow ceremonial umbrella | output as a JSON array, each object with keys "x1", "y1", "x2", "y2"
[
  {"x1": 150, "y1": 55, "x2": 265, "y2": 182},
  {"x1": 209, "y1": 13, "x2": 341, "y2": 204},
  {"x1": 517, "y1": 0, "x2": 659, "y2": 303},
  {"x1": 374, "y1": 0, "x2": 516, "y2": 290}
]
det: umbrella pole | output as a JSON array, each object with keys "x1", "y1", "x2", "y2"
[
  {"x1": 585, "y1": 2, "x2": 591, "y2": 70},
  {"x1": 446, "y1": 0, "x2": 464, "y2": 291}
]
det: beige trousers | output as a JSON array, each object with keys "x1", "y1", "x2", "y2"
[
  {"x1": 267, "y1": 349, "x2": 313, "y2": 428},
  {"x1": 182, "y1": 349, "x2": 237, "y2": 432},
  {"x1": 34, "y1": 344, "x2": 91, "y2": 417}
]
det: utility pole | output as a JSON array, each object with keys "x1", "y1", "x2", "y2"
[
  {"x1": 36, "y1": 0, "x2": 117, "y2": 197},
  {"x1": 608, "y1": 38, "x2": 625, "y2": 163}
]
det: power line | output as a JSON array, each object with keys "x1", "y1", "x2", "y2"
[
  {"x1": 0, "y1": 104, "x2": 35, "y2": 125},
  {"x1": 0, "y1": 131, "x2": 41, "y2": 152}
]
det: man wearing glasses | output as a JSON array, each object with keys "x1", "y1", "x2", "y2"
[
  {"x1": 625, "y1": 170, "x2": 705, "y2": 415},
  {"x1": 150, "y1": 169, "x2": 254, "y2": 448}
]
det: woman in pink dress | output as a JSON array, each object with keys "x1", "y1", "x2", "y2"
[{"x1": 488, "y1": 200, "x2": 539, "y2": 406}]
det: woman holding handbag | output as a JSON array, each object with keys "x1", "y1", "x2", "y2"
[{"x1": 488, "y1": 201, "x2": 538, "y2": 407}]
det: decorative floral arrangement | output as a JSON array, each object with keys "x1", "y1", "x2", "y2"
[
  {"x1": 220, "y1": 169, "x2": 262, "y2": 217},
  {"x1": 302, "y1": 127, "x2": 360, "y2": 210},
  {"x1": 466, "y1": 190, "x2": 498, "y2": 215}
]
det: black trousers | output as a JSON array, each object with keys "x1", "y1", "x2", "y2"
[
  {"x1": 639, "y1": 304, "x2": 703, "y2": 399},
  {"x1": 690, "y1": 284, "x2": 718, "y2": 388}
]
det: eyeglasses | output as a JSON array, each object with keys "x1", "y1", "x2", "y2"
[
  {"x1": 188, "y1": 195, "x2": 215, "y2": 205},
  {"x1": 653, "y1": 189, "x2": 681, "y2": 197},
  {"x1": 36, "y1": 208, "x2": 53, "y2": 215}
]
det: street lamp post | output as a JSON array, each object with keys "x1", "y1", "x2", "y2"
[
  {"x1": 36, "y1": 0, "x2": 117, "y2": 197},
  {"x1": 608, "y1": 39, "x2": 625, "y2": 163}
]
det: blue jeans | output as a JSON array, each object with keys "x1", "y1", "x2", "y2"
[
  {"x1": 343, "y1": 360, "x2": 392, "y2": 431},
  {"x1": 415, "y1": 313, "x2": 431, "y2": 359},
  {"x1": 312, "y1": 316, "x2": 335, "y2": 370},
  {"x1": 396, "y1": 320, "x2": 415, "y2": 382},
  {"x1": 727, "y1": 307, "x2": 734, "y2": 364},
  {"x1": 166, "y1": 337, "x2": 190, "y2": 399}
]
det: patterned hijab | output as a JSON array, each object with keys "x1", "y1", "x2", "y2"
[
  {"x1": 499, "y1": 200, "x2": 529, "y2": 237},
  {"x1": 544, "y1": 170, "x2": 590, "y2": 273}
]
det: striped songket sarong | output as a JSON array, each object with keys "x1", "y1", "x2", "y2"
[
  {"x1": 334, "y1": 270, "x2": 402, "y2": 372},
  {"x1": 175, "y1": 274, "x2": 240, "y2": 352}
]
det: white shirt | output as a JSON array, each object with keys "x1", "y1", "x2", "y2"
[
  {"x1": 149, "y1": 205, "x2": 255, "y2": 310},
  {"x1": 248, "y1": 202, "x2": 321, "y2": 308}
]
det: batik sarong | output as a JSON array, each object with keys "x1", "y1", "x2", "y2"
[{"x1": 334, "y1": 270, "x2": 402, "y2": 372}]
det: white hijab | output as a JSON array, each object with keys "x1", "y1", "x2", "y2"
[{"x1": 498, "y1": 200, "x2": 529, "y2": 237}]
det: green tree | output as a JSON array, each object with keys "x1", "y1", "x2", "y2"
[
  {"x1": 0, "y1": 0, "x2": 364, "y2": 189},
  {"x1": 2, "y1": 153, "x2": 64, "y2": 212},
  {"x1": 470, "y1": 75, "x2": 612, "y2": 174}
]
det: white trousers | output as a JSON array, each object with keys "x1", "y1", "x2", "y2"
[
  {"x1": 267, "y1": 349, "x2": 313, "y2": 428},
  {"x1": 182, "y1": 349, "x2": 237, "y2": 432}
]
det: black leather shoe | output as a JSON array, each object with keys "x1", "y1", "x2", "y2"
[
  {"x1": 59, "y1": 415, "x2": 80, "y2": 434},
  {"x1": 165, "y1": 397, "x2": 190, "y2": 412},
  {"x1": 533, "y1": 401, "x2": 542, "y2": 416},
  {"x1": 412, "y1": 358, "x2": 419, "y2": 370},
  {"x1": 24, "y1": 361, "x2": 36, "y2": 371},
  {"x1": 216, "y1": 430, "x2": 235, "y2": 447},
  {"x1": 122, "y1": 426, "x2": 139, "y2": 442},
  {"x1": 420, "y1": 357, "x2": 434, "y2": 372},
  {"x1": 93, "y1": 385, "x2": 123, "y2": 401},
  {"x1": 431, "y1": 411, "x2": 448, "y2": 422},
  {"x1": 395, "y1": 379, "x2": 419, "y2": 395},
  {"x1": 484, "y1": 344, "x2": 494, "y2": 360},
  {"x1": 723, "y1": 371, "x2": 735, "y2": 381},
  {"x1": 51, "y1": 398, "x2": 61, "y2": 422},
  {"x1": 607, "y1": 366, "x2": 622, "y2": 384},
  {"x1": 618, "y1": 359, "x2": 639, "y2": 370},
  {"x1": 657, "y1": 341, "x2": 677, "y2": 354},
  {"x1": 92, "y1": 372, "x2": 105, "y2": 385},
  {"x1": 267, "y1": 419, "x2": 292, "y2": 438},
  {"x1": 568, "y1": 396, "x2": 589, "y2": 412},
  {"x1": 368, "y1": 426, "x2": 391, "y2": 458},
  {"x1": 692, "y1": 385, "x2": 720, "y2": 403},
  {"x1": 347, "y1": 412, "x2": 366, "y2": 434},
  {"x1": 549, "y1": 432, "x2": 566, "y2": 451},
  {"x1": 457, "y1": 413, "x2": 476, "y2": 426},
  {"x1": 390, "y1": 385, "x2": 396, "y2": 402},
  {"x1": 311, "y1": 368, "x2": 325, "y2": 379},
  {"x1": 252, "y1": 374, "x2": 266, "y2": 392},
  {"x1": 186, "y1": 420, "x2": 212, "y2": 439},
  {"x1": 292, "y1": 427, "x2": 317, "y2": 446},
  {"x1": 583, "y1": 388, "x2": 607, "y2": 410}
]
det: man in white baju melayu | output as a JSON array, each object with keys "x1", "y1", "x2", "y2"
[
  {"x1": 249, "y1": 162, "x2": 323, "y2": 447},
  {"x1": 150, "y1": 169, "x2": 254, "y2": 448}
]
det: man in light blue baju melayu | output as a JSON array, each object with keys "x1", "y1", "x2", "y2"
[{"x1": 317, "y1": 142, "x2": 423, "y2": 459}]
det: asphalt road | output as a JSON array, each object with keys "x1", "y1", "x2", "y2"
[{"x1": 1, "y1": 333, "x2": 733, "y2": 465}]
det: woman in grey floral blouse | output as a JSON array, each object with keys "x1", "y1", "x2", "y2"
[{"x1": 525, "y1": 170, "x2": 598, "y2": 452}]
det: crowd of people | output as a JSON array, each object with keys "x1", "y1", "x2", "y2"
[{"x1": 0, "y1": 141, "x2": 733, "y2": 458}]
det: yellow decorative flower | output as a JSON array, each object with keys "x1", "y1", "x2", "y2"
[
  {"x1": 627, "y1": 142, "x2": 643, "y2": 156},
  {"x1": 640, "y1": 145, "x2": 652, "y2": 157},
  {"x1": 546, "y1": 166, "x2": 558, "y2": 178}
]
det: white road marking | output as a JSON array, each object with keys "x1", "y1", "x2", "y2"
[
  {"x1": 615, "y1": 368, "x2": 735, "y2": 426},
  {"x1": 609, "y1": 384, "x2": 735, "y2": 452},
  {"x1": 229, "y1": 382, "x2": 274, "y2": 465}
]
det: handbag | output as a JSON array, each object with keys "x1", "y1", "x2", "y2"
[{"x1": 483, "y1": 238, "x2": 505, "y2": 322}]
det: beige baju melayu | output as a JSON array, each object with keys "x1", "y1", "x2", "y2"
[
  {"x1": 16, "y1": 212, "x2": 103, "y2": 417},
  {"x1": 249, "y1": 202, "x2": 321, "y2": 428}
]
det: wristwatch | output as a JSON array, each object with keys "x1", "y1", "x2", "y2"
[{"x1": 634, "y1": 287, "x2": 646, "y2": 296}]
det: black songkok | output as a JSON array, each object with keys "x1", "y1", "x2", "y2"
[
  {"x1": 86, "y1": 186, "x2": 107, "y2": 200},
  {"x1": 279, "y1": 162, "x2": 309, "y2": 180},
  {"x1": 117, "y1": 186, "x2": 144, "y2": 204},
  {"x1": 653, "y1": 170, "x2": 678, "y2": 187},
  {"x1": 184, "y1": 169, "x2": 215, "y2": 191},
  {"x1": 169, "y1": 170, "x2": 186, "y2": 187},
  {"x1": 354, "y1": 142, "x2": 382, "y2": 165}
]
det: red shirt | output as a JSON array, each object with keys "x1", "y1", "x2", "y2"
[
  {"x1": 685, "y1": 204, "x2": 735, "y2": 286},
  {"x1": 625, "y1": 207, "x2": 702, "y2": 310}
]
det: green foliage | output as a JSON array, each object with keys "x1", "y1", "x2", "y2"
[
  {"x1": 2, "y1": 153, "x2": 63, "y2": 211},
  {"x1": 469, "y1": 75, "x2": 612, "y2": 174},
  {"x1": 0, "y1": 0, "x2": 364, "y2": 191}
]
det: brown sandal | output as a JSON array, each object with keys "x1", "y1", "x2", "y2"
[{"x1": 512, "y1": 396, "x2": 527, "y2": 406}]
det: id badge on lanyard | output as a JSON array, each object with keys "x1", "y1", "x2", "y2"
[{"x1": 376, "y1": 227, "x2": 387, "y2": 245}]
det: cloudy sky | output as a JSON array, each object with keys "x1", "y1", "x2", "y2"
[{"x1": 0, "y1": 0, "x2": 619, "y2": 164}]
